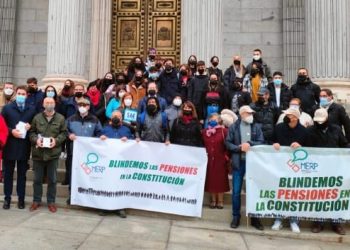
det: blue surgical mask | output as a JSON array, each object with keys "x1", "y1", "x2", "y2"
[
  {"x1": 46, "y1": 91, "x2": 55, "y2": 98},
  {"x1": 16, "y1": 95, "x2": 26, "y2": 104},
  {"x1": 273, "y1": 79, "x2": 282, "y2": 86},
  {"x1": 208, "y1": 120, "x2": 218, "y2": 127},
  {"x1": 320, "y1": 97, "x2": 329, "y2": 107}
]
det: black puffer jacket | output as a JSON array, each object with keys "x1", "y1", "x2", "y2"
[
  {"x1": 187, "y1": 74, "x2": 209, "y2": 116},
  {"x1": 307, "y1": 124, "x2": 348, "y2": 148},
  {"x1": 170, "y1": 118, "x2": 203, "y2": 147},
  {"x1": 291, "y1": 80, "x2": 320, "y2": 116},
  {"x1": 250, "y1": 101, "x2": 278, "y2": 143}
]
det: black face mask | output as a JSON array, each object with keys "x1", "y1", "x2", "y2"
[
  {"x1": 210, "y1": 80, "x2": 218, "y2": 85},
  {"x1": 63, "y1": 85, "x2": 70, "y2": 90},
  {"x1": 28, "y1": 86, "x2": 37, "y2": 93},
  {"x1": 212, "y1": 62, "x2": 219, "y2": 67},
  {"x1": 233, "y1": 60, "x2": 240, "y2": 65},
  {"x1": 149, "y1": 55, "x2": 155, "y2": 60},
  {"x1": 189, "y1": 61, "x2": 197, "y2": 68},
  {"x1": 198, "y1": 69, "x2": 205, "y2": 74},
  {"x1": 116, "y1": 79, "x2": 125, "y2": 85},
  {"x1": 315, "y1": 121, "x2": 328, "y2": 130},
  {"x1": 134, "y1": 63, "x2": 142, "y2": 69},
  {"x1": 148, "y1": 90, "x2": 156, "y2": 96},
  {"x1": 146, "y1": 104, "x2": 157, "y2": 114},
  {"x1": 257, "y1": 97, "x2": 265, "y2": 104},
  {"x1": 180, "y1": 70, "x2": 187, "y2": 76},
  {"x1": 155, "y1": 63, "x2": 162, "y2": 69},
  {"x1": 135, "y1": 76, "x2": 143, "y2": 81},
  {"x1": 283, "y1": 116, "x2": 291, "y2": 124},
  {"x1": 297, "y1": 75, "x2": 308, "y2": 83},
  {"x1": 111, "y1": 117, "x2": 121, "y2": 127},
  {"x1": 232, "y1": 82, "x2": 242, "y2": 91},
  {"x1": 75, "y1": 92, "x2": 83, "y2": 98},
  {"x1": 105, "y1": 79, "x2": 113, "y2": 86},
  {"x1": 251, "y1": 69, "x2": 259, "y2": 77},
  {"x1": 183, "y1": 110, "x2": 192, "y2": 116}
]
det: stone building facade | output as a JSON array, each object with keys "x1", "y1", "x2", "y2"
[{"x1": 1, "y1": 0, "x2": 349, "y2": 101}]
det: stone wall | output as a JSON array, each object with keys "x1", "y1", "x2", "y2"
[
  {"x1": 12, "y1": 0, "x2": 48, "y2": 85},
  {"x1": 221, "y1": 0, "x2": 283, "y2": 75}
]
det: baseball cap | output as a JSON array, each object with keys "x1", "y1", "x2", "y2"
[
  {"x1": 283, "y1": 108, "x2": 300, "y2": 119},
  {"x1": 239, "y1": 105, "x2": 255, "y2": 115},
  {"x1": 313, "y1": 108, "x2": 328, "y2": 123}
]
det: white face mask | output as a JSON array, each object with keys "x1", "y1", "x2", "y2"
[
  {"x1": 118, "y1": 91, "x2": 126, "y2": 99},
  {"x1": 289, "y1": 104, "x2": 300, "y2": 110},
  {"x1": 4, "y1": 88, "x2": 14, "y2": 96},
  {"x1": 253, "y1": 55, "x2": 261, "y2": 61},
  {"x1": 78, "y1": 107, "x2": 88, "y2": 114},
  {"x1": 173, "y1": 98, "x2": 182, "y2": 107},
  {"x1": 242, "y1": 115, "x2": 253, "y2": 124},
  {"x1": 124, "y1": 99, "x2": 132, "y2": 107}
]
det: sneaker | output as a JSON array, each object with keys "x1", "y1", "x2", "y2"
[
  {"x1": 290, "y1": 221, "x2": 300, "y2": 233},
  {"x1": 271, "y1": 219, "x2": 283, "y2": 231}
]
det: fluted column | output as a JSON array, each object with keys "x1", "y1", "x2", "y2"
[
  {"x1": 283, "y1": 0, "x2": 305, "y2": 86},
  {"x1": 181, "y1": 0, "x2": 223, "y2": 64},
  {"x1": 305, "y1": 0, "x2": 350, "y2": 100},
  {"x1": 0, "y1": 0, "x2": 17, "y2": 83},
  {"x1": 89, "y1": 0, "x2": 112, "y2": 81},
  {"x1": 42, "y1": 0, "x2": 89, "y2": 87}
]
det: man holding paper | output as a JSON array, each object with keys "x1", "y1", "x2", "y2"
[
  {"x1": 1, "y1": 85, "x2": 36, "y2": 210},
  {"x1": 29, "y1": 97, "x2": 67, "y2": 213}
]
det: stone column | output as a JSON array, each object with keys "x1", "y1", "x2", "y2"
[
  {"x1": 89, "y1": 0, "x2": 112, "y2": 81},
  {"x1": 181, "y1": 0, "x2": 223, "y2": 64},
  {"x1": 0, "y1": 0, "x2": 17, "y2": 83},
  {"x1": 42, "y1": 0, "x2": 89, "y2": 88},
  {"x1": 282, "y1": 0, "x2": 305, "y2": 86},
  {"x1": 305, "y1": 0, "x2": 350, "y2": 101}
]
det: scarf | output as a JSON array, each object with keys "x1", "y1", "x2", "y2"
[
  {"x1": 182, "y1": 115, "x2": 193, "y2": 124},
  {"x1": 87, "y1": 89, "x2": 101, "y2": 106},
  {"x1": 206, "y1": 125, "x2": 224, "y2": 137}
]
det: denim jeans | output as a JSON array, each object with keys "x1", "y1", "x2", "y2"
[
  {"x1": 33, "y1": 159, "x2": 58, "y2": 204},
  {"x1": 231, "y1": 160, "x2": 246, "y2": 218}
]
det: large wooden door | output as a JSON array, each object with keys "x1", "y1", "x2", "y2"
[{"x1": 112, "y1": 0, "x2": 181, "y2": 71}]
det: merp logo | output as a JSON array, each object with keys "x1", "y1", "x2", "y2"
[
  {"x1": 286, "y1": 148, "x2": 318, "y2": 173},
  {"x1": 80, "y1": 153, "x2": 106, "y2": 175}
]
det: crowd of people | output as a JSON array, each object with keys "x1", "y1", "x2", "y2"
[{"x1": 0, "y1": 48, "x2": 349, "y2": 234}]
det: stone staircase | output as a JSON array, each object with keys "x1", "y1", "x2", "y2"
[{"x1": 0, "y1": 159, "x2": 349, "y2": 244}]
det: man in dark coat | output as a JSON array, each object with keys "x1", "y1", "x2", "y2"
[
  {"x1": 317, "y1": 88, "x2": 350, "y2": 142},
  {"x1": 290, "y1": 68, "x2": 320, "y2": 116},
  {"x1": 158, "y1": 58, "x2": 180, "y2": 105},
  {"x1": 267, "y1": 71, "x2": 292, "y2": 112},
  {"x1": 25, "y1": 77, "x2": 44, "y2": 113},
  {"x1": 225, "y1": 105, "x2": 264, "y2": 230},
  {"x1": 1, "y1": 85, "x2": 36, "y2": 209}
]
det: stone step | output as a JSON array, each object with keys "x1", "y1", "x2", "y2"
[
  {"x1": 1, "y1": 195, "x2": 349, "y2": 244},
  {"x1": 14, "y1": 169, "x2": 66, "y2": 183},
  {"x1": 0, "y1": 181, "x2": 69, "y2": 198}
]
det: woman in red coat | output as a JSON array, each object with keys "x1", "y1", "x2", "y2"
[
  {"x1": 202, "y1": 113, "x2": 230, "y2": 209},
  {"x1": 0, "y1": 114, "x2": 8, "y2": 182}
]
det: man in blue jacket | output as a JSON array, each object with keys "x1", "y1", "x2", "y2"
[
  {"x1": 158, "y1": 58, "x2": 180, "y2": 105},
  {"x1": 2, "y1": 85, "x2": 36, "y2": 209},
  {"x1": 26, "y1": 77, "x2": 44, "y2": 113},
  {"x1": 225, "y1": 105, "x2": 264, "y2": 230}
]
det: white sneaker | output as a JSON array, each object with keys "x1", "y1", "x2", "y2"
[
  {"x1": 290, "y1": 221, "x2": 300, "y2": 233},
  {"x1": 271, "y1": 219, "x2": 283, "y2": 230}
]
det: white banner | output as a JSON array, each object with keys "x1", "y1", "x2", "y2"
[
  {"x1": 246, "y1": 146, "x2": 350, "y2": 222},
  {"x1": 71, "y1": 137, "x2": 208, "y2": 217}
]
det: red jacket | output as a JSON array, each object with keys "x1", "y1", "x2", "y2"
[{"x1": 0, "y1": 115, "x2": 8, "y2": 158}]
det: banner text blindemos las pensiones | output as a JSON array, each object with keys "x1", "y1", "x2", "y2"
[
  {"x1": 246, "y1": 146, "x2": 350, "y2": 222},
  {"x1": 71, "y1": 137, "x2": 208, "y2": 217}
]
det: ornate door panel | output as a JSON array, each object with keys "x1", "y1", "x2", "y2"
[{"x1": 112, "y1": 0, "x2": 181, "y2": 71}]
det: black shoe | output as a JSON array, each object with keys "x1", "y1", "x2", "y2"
[
  {"x1": 251, "y1": 218, "x2": 264, "y2": 231},
  {"x1": 66, "y1": 198, "x2": 70, "y2": 205},
  {"x1": 230, "y1": 217, "x2": 240, "y2": 228},
  {"x1": 18, "y1": 200, "x2": 25, "y2": 209},
  {"x1": 116, "y1": 209, "x2": 127, "y2": 218},
  {"x1": 61, "y1": 180, "x2": 69, "y2": 185},
  {"x1": 3, "y1": 200, "x2": 10, "y2": 210}
]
